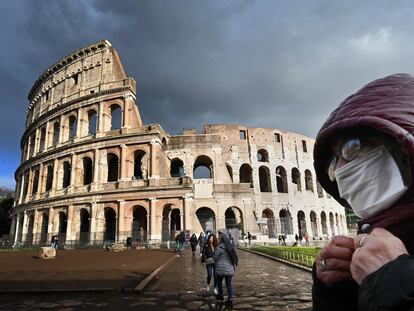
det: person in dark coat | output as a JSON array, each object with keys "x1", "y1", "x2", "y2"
[
  {"x1": 202, "y1": 233, "x2": 218, "y2": 293},
  {"x1": 189, "y1": 234, "x2": 198, "y2": 257},
  {"x1": 312, "y1": 73, "x2": 414, "y2": 311},
  {"x1": 198, "y1": 232, "x2": 205, "y2": 256},
  {"x1": 214, "y1": 231, "x2": 238, "y2": 306}
]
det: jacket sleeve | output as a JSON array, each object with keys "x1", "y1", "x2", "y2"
[
  {"x1": 358, "y1": 254, "x2": 414, "y2": 311},
  {"x1": 312, "y1": 263, "x2": 359, "y2": 311}
]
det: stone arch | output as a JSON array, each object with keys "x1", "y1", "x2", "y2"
[
  {"x1": 259, "y1": 166, "x2": 272, "y2": 192},
  {"x1": 226, "y1": 164, "x2": 233, "y2": 182},
  {"x1": 292, "y1": 168, "x2": 301, "y2": 191},
  {"x1": 68, "y1": 115, "x2": 77, "y2": 140},
  {"x1": 310, "y1": 211, "x2": 318, "y2": 237},
  {"x1": 104, "y1": 207, "x2": 117, "y2": 242},
  {"x1": 39, "y1": 127, "x2": 46, "y2": 152},
  {"x1": 79, "y1": 208, "x2": 90, "y2": 243},
  {"x1": 329, "y1": 212, "x2": 335, "y2": 235},
  {"x1": 305, "y1": 170, "x2": 314, "y2": 192},
  {"x1": 239, "y1": 163, "x2": 253, "y2": 187},
  {"x1": 45, "y1": 165, "x2": 54, "y2": 191},
  {"x1": 225, "y1": 206, "x2": 243, "y2": 233},
  {"x1": 87, "y1": 109, "x2": 97, "y2": 135},
  {"x1": 170, "y1": 158, "x2": 184, "y2": 177},
  {"x1": 107, "y1": 153, "x2": 119, "y2": 182},
  {"x1": 26, "y1": 214, "x2": 35, "y2": 245},
  {"x1": 262, "y1": 208, "x2": 276, "y2": 238},
  {"x1": 276, "y1": 166, "x2": 288, "y2": 193},
  {"x1": 297, "y1": 210, "x2": 306, "y2": 236},
  {"x1": 321, "y1": 211, "x2": 328, "y2": 235},
  {"x1": 17, "y1": 214, "x2": 24, "y2": 243},
  {"x1": 82, "y1": 157, "x2": 93, "y2": 185},
  {"x1": 335, "y1": 213, "x2": 340, "y2": 234},
  {"x1": 193, "y1": 155, "x2": 213, "y2": 179},
  {"x1": 58, "y1": 211, "x2": 67, "y2": 243},
  {"x1": 39, "y1": 212, "x2": 49, "y2": 245},
  {"x1": 162, "y1": 204, "x2": 182, "y2": 241},
  {"x1": 279, "y1": 209, "x2": 293, "y2": 234},
  {"x1": 133, "y1": 150, "x2": 147, "y2": 179},
  {"x1": 52, "y1": 121, "x2": 60, "y2": 145},
  {"x1": 257, "y1": 149, "x2": 269, "y2": 162},
  {"x1": 132, "y1": 206, "x2": 147, "y2": 242},
  {"x1": 316, "y1": 180, "x2": 324, "y2": 198},
  {"x1": 110, "y1": 104, "x2": 122, "y2": 130},
  {"x1": 196, "y1": 207, "x2": 216, "y2": 233},
  {"x1": 62, "y1": 161, "x2": 71, "y2": 188}
]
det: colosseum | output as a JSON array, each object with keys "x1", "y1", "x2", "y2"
[{"x1": 10, "y1": 39, "x2": 347, "y2": 247}]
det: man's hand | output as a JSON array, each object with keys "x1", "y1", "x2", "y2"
[
  {"x1": 351, "y1": 228, "x2": 408, "y2": 285},
  {"x1": 316, "y1": 236, "x2": 355, "y2": 286}
]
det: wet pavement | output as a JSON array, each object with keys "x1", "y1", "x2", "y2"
[{"x1": 0, "y1": 248, "x2": 313, "y2": 310}]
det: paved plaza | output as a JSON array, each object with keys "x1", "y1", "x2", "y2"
[{"x1": 0, "y1": 248, "x2": 313, "y2": 310}]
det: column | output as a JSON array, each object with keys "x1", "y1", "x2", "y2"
[
  {"x1": 70, "y1": 153, "x2": 77, "y2": 189},
  {"x1": 66, "y1": 205, "x2": 74, "y2": 244},
  {"x1": 149, "y1": 140, "x2": 160, "y2": 178},
  {"x1": 120, "y1": 144, "x2": 127, "y2": 180},
  {"x1": 48, "y1": 208, "x2": 55, "y2": 241},
  {"x1": 58, "y1": 114, "x2": 64, "y2": 145},
  {"x1": 97, "y1": 100, "x2": 104, "y2": 136},
  {"x1": 51, "y1": 159, "x2": 58, "y2": 195},
  {"x1": 92, "y1": 149, "x2": 100, "y2": 191},
  {"x1": 148, "y1": 198, "x2": 159, "y2": 241},
  {"x1": 90, "y1": 203, "x2": 98, "y2": 243},
  {"x1": 122, "y1": 95, "x2": 132, "y2": 129},
  {"x1": 305, "y1": 212, "x2": 312, "y2": 237},
  {"x1": 75, "y1": 108, "x2": 82, "y2": 140},
  {"x1": 327, "y1": 215, "x2": 333, "y2": 237},
  {"x1": 21, "y1": 211, "x2": 28, "y2": 244},
  {"x1": 34, "y1": 128, "x2": 40, "y2": 156},
  {"x1": 291, "y1": 213, "x2": 299, "y2": 237},
  {"x1": 316, "y1": 214, "x2": 323, "y2": 238},
  {"x1": 117, "y1": 200, "x2": 126, "y2": 242},
  {"x1": 12, "y1": 214, "x2": 19, "y2": 245}
]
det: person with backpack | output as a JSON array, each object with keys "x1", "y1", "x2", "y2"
[
  {"x1": 214, "y1": 231, "x2": 238, "y2": 306},
  {"x1": 198, "y1": 232, "x2": 205, "y2": 256},
  {"x1": 247, "y1": 231, "x2": 252, "y2": 245},
  {"x1": 190, "y1": 233, "x2": 198, "y2": 257}
]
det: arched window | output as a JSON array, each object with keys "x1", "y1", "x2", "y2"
[
  {"x1": 239, "y1": 163, "x2": 253, "y2": 186},
  {"x1": 305, "y1": 169, "x2": 314, "y2": 192},
  {"x1": 32, "y1": 169, "x2": 39, "y2": 194},
  {"x1": 276, "y1": 166, "x2": 288, "y2": 193},
  {"x1": 279, "y1": 210, "x2": 293, "y2": 234},
  {"x1": 297, "y1": 210, "x2": 306, "y2": 235},
  {"x1": 316, "y1": 180, "x2": 324, "y2": 198},
  {"x1": 83, "y1": 157, "x2": 93, "y2": 185},
  {"x1": 45, "y1": 165, "x2": 53, "y2": 191},
  {"x1": 321, "y1": 211, "x2": 328, "y2": 235},
  {"x1": 110, "y1": 104, "x2": 122, "y2": 130},
  {"x1": 39, "y1": 128, "x2": 46, "y2": 152},
  {"x1": 68, "y1": 115, "x2": 77, "y2": 140},
  {"x1": 259, "y1": 166, "x2": 272, "y2": 192},
  {"x1": 29, "y1": 134, "x2": 36, "y2": 157},
  {"x1": 107, "y1": 153, "x2": 119, "y2": 182},
  {"x1": 134, "y1": 150, "x2": 146, "y2": 179},
  {"x1": 79, "y1": 209, "x2": 90, "y2": 243},
  {"x1": 62, "y1": 161, "x2": 71, "y2": 188},
  {"x1": 193, "y1": 155, "x2": 213, "y2": 179},
  {"x1": 292, "y1": 168, "x2": 301, "y2": 191},
  {"x1": 104, "y1": 207, "x2": 116, "y2": 242},
  {"x1": 88, "y1": 110, "x2": 97, "y2": 135},
  {"x1": 257, "y1": 149, "x2": 269, "y2": 162},
  {"x1": 310, "y1": 211, "x2": 318, "y2": 237},
  {"x1": 170, "y1": 158, "x2": 184, "y2": 177},
  {"x1": 53, "y1": 122, "x2": 60, "y2": 145}
]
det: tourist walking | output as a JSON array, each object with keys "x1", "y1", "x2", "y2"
[
  {"x1": 247, "y1": 232, "x2": 252, "y2": 245},
  {"x1": 281, "y1": 233, "x2": 287, "y2": 246},
  {"x1": 214, "y1": 231, "x2": 238, "y2": 306},
  {"x1": 198, "y1": 232, "x2": 205, "y2": 256},
  {"x1": 190, "y1": 233, "x2": 198, "y2": 257},
  {"x1": 202, "y1": 233, "x2": 218, "y2": 293}
]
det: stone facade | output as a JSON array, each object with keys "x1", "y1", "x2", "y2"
[{"x1": 11, "y1": 39, "x2": 347, "y2": 247}]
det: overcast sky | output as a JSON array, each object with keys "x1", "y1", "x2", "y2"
[{"x1": 1, "y1": 0, "x2": 414, "y2": 189}]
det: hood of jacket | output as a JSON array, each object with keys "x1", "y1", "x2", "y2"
[{"x1": 313, "y1": 73, "x2": 414, "y2": 244}]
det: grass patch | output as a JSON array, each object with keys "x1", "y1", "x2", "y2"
[{"x1": 249, "y1": 245, "x2": 321, "y2": 267}]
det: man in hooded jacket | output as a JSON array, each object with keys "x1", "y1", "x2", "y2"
[{"x1": 312, "y1": 73, "x2": 414, "y2": 311}]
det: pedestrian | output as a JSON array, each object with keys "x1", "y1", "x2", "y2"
[
  {"x1": 295, "y1": 233, "x2": 299, "y2": 244},
  {"x1": 214, "y1": 231, "x2": 238, "y2": 306},
  {"x1": 281, "y1": 233, "x2": 286, "y2": 246},
  {"x1": 136, "y1": 226, "x2": 144, "y2": 249},
  {"x1": 304, "y1": 233, "x2": 309, "y2": 246},
  {"x1": 190, "y1": 233, "x2": 198, "y2": 257},
  {"x1": 50, "y1": 235, "x2": 58, "y2": 249},
  {"x1": 202, "y1": 233, "x2": 218, "y2": 294},
  {"x1": 198, "y1": 232, "x2": 205, "y2": 256},
  {"x1": 298, "y1": 233, "x2": 303, "y2": 245},
  {"x1": 177, "y1": 231, "x2": 185, "y2": 255},
  {"x1": 126, "y1": 236, "x2": 132, "y2": 250},
  {"x1": 278, "y1": 235, "x2": 282, "y2": 244},
  {"x1": 247, "y1": 232, "x2": 252, "y2": 245},
  {"x1": 243, "y1": 234, "x2": 248, "y2": 247},
  {"x1": 312, "y1": 73, "x2": 414, "y2": 310}
]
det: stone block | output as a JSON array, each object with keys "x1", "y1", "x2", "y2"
[{"x1": 38, "y1": 247, "x2": 56, "y2": 259}]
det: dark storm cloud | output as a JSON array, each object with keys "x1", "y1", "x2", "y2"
[{"x1": 2, "y1": 0, "x2": 414, "y2": 187}]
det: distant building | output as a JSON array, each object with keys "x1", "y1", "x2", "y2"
[{"x1": 11, "y1": 40, "x2": 346, "y2": 246}]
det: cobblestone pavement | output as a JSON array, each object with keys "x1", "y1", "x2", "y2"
[{"x1": 0, "y1": 248, "x2": 313, "y2": 311}]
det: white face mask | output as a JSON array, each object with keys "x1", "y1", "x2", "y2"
[{"x1": 335, "y1": 145, "x2": 408, "y2": 220}]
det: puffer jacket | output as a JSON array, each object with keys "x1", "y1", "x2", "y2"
[
  {"x1": 214, "y1": 244, "x2": 235, "y2": 277},
  {"x1": 313, "y1": 73, "x2": 414, "y2": 311}
]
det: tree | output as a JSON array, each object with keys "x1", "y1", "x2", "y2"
[{"x1": 0, "y1": 197, "x2": 13, "y2": 236}]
